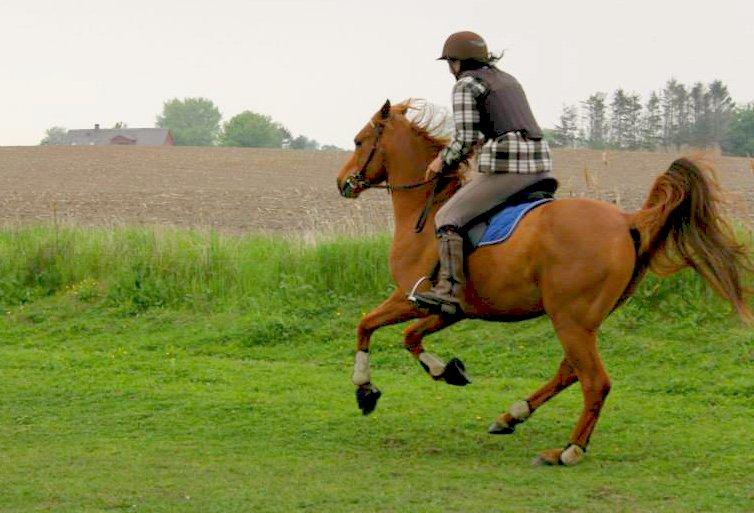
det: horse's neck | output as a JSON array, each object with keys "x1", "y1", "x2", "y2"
[
  {"x1": 390, "y1": 178, "x2": 459, "y2": 233},
  {"x1": 387, "y1": 161, "x2": 461, "y2": 290}
]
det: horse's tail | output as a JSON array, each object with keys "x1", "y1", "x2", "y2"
[{"x1": 625, "y1": 156, "x2": 753, "y2": 322}]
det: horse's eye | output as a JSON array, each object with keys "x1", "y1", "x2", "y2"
[{"x1": 354, "y1": 140, "x2": 362, "y2": 148}]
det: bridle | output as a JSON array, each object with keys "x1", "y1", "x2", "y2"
[
  {"x1": 344, "y1": 119, "x2": 448, "y2": 233},
  {"x1": 345, "y1": 120, "x2": 440, "y2": 194}
]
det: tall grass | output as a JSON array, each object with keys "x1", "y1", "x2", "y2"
[
  {"x1": 0, "y1": 225, "x2": 393, "y2": 312},
  {"x1": 0, "y1": 224, "x2": 744, "y2": 324}
]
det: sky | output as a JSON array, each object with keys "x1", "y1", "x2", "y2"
[{"x1": 1, "y1": 0, "x2": 752, "y2": 147}]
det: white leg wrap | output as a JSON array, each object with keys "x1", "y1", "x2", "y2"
[
  {"x1": 352, "y1": 350, "x2": 371, "y2": 386},
  {"x1": 508, "y1": 400, "x2": 531, "y2": 421},
  {"x1": 560, "y1": 444, "x2": 585, "y2": 466},
  {"x1": 419, "y1": 352, "x2": 446, "y2": 378}
]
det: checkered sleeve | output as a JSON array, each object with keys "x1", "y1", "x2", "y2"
[{"x1": 441, "y1": 76, "x2": 487, "y2": 169}]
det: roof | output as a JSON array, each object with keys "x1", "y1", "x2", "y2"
[{"x1": 64, "y1": 128, "x2": 173, "y2": 146}]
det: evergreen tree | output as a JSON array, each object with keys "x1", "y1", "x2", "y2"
[
  {"x1": 581, "y1": 93, "x2": 607, "y2": 148},
  {"x1": 625, "y1": 93, "x2": 643, "y2": 149},
  {"x1": 660, "y1": 79, "x2": 677, "y2": 148},
  {"x1": 553, "y1": 105, "x2": 579, "y2": 148},
  {"x1": 610, "y1": 89, "x2": 630, "y2": 148},
  {"x1": 688, "y1": 82, "x2": 710, "y2": 147},
  {"x1": 641, "y1": 91, "x2": 663, "y2": 150},
  {"x1": 672, "y1": 81, "x2": 690, "y2": 147},
  {"x1": 706, "y1": 79, "x2": 736, "y2": 148}
]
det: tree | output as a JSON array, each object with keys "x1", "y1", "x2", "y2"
[
  {"x1": 541, "y1": 128, "x2": 558, "y2": 147},
  {"x1": 688, "y1": 82, "x2": 710, "y2": 147},
  {"x1": 289, "y1": 135, "x2": 319, "y2": 150},
  {"x1": 671, "y1": 82, "x2": 690, "y2": 147},
  {"x1": 641, "y1": 91, "x2": 663, "y2": 150},
  {"x1": 706, "y1": 79, "x2": 736, "y2": 148},
  {"x1": 220, "y1": 111, "x2": 288, "y2": 148},
  {"x1": 553, "y1": 105, "x2": 579, "y2": 148},
  {"x1": 40, "y1": 126, "x2": 68, "y2": 145},
  {"x1": 625, "y1": 93, "x2": 643, "y2": 150},
  {"x1": 722, "y1": 103, "x2": 754, "y2": 156},
  {"x1": 320, "y1": 144, "x2": 346, "y2": 151},
  {"x1": 660, "y1": 79, "x2": 682, "y2": 148},
  {"x1": 581, "y1": 93, "x2": 607, "y2": 148},
  {"x1": 156, "y1": 97, "x2": 221, "y2": 146}
]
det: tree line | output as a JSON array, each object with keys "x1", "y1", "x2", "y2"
[
  {"x1": 547, "y1": 78, "x2": 753, "y2": 156},
  {"x1": 41, "y1": 97, "x2": 344, "y2": 150}
]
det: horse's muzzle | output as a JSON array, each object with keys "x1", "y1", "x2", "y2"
[{"x1": 338, "y1": 177, "x2": 360, "y2": 199}]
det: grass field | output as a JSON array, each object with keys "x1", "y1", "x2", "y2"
[{"x1": 0, "y1": 226, "x2": 752, "y2": 512}]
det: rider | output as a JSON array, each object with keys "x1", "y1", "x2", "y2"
[{"x1": 410, "y1": 31, "x2": 554, "y2": 315}]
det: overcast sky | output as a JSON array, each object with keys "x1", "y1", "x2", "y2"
[{"x1": 2, "y1": 0, "x2": 752, "y2": 147}]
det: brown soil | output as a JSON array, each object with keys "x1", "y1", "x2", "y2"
[{"x1": 0, "y1": 146, "x2": 751, "y2": 233}]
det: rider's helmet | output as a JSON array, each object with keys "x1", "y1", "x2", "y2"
[{"x1": 438, "y1": 31, "x2": 490, "y2": 62}]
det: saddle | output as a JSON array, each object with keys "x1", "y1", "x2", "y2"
[{"x1": 465, "y1": 177, "x2": 558, "y2": 248}]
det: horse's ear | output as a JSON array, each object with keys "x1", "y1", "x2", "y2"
[{"x1": 380, "y1": 99, "x2": 391, "y2": 120}]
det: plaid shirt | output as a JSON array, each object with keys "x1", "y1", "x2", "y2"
[{"x1": 441, "y1": 76, "x2": 552, "y2": 174}]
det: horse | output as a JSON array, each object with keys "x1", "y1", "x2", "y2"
[{"x1": 335, "y1": 99, "x2": 752, "y2": 466}]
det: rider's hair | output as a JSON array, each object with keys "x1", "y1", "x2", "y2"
[{"x1": 458, "y1": 50, "x2": 504, "y2": 72}]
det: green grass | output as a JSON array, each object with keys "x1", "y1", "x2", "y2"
[{"x1": 0, "y1": 226, "x2": 752, "y2": 512}]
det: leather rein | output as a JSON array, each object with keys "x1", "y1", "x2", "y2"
[{"x1": 345, "y1": 120, "x2": 447, "y2": 233}]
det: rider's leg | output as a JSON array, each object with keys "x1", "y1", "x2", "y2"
[{"x1": 411, "y1": 172, "x2": 552, "y2": 315}]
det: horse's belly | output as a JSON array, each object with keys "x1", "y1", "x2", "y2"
[{"x1": 465, "y1": 246, "x2": 543, "y2": 319}]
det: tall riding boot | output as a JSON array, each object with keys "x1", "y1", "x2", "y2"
[{"x1": 410, "y1": 228, "x2": 466, "y2": 316}]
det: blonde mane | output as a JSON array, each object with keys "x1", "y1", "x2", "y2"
[
  {"x1": 392, "y1": 99, "x2": 452, "y2": 151},
  {"x1": 392, "y1": 99, "x2": 471, "y2": 177}
]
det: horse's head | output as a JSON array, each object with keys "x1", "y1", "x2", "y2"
[{"x1": 337, "y1": 99, "x2": 393, "y2": 199}]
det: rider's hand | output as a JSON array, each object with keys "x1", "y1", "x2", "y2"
[{"x1": 425, "y1": 154, "x2": 444, "y2": 181}]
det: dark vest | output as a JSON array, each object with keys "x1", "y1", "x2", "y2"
[{"x1": 460, "y1": 67, "x2": 543, "y2": 140}]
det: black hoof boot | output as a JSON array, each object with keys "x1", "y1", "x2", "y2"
[
  {"x1": 356, "y1": 383, "x2": 382, "y2": 415},
  {"x1": 488, "y1": 421, "x2": 516, "y2": 435},
  {"x1": 441, "y1": 357, "x2": 471, "y2": 386}
]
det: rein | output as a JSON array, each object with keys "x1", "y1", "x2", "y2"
[{"x1": 345, "y1": 120, "x2": 450, "y2": 233}]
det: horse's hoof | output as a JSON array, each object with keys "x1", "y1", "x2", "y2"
[
  {"x1": 488, "y1": 420, "x2": 515, "y2": 435},
  {"x1": 532, "y1": 445, "x2": 585, "y2": 466},
  {"x1": 356, "y1": 383, "x2": 382, "y2": 415},
  {"x1": 441, "y1": 357, "x2": 471, "y2": 386},
  {"x1": 532, "y1": 448, "x2": 562, "y2": 466}
]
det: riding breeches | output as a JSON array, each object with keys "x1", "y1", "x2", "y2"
[{"x1": 435, "y1": 171, "x2": 553, "y2": 231}]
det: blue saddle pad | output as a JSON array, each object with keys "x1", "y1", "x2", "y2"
[{"x1": 472, "y1": 198, "x2": 553, "y2": 248}]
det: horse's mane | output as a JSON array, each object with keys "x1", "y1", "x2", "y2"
[
  {"x1": 392, "y1": 99, "x2": 472, "y2": 178},
  {"x1": 392, "y1": 99, "x2": 452, "y2": 151}
]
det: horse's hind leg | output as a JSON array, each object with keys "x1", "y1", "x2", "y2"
[
  {"x1": 402, "y1": 315, "x2": 469, "y2": 386},
  {"x1": 534, "y1": 323, "x2": 611, "y2": 466},
  {"x1": 488, "y1": 358, "x2": 577, "y2": 434}
]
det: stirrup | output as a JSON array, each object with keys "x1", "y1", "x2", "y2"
[
  {"x1": 407, "y1": 276, "x2": 429, "y2": 303},
  {"x1": 410, "y1": 292, "x2": 463, "y2": 317}
]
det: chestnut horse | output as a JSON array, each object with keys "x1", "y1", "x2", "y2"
[{"x1": 336, "y1": 100, "x2": 751, "y2": 466}]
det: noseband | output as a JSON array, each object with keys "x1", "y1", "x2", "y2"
[{"x1": 344, "y1": 120, "x2": 450, "y2": 233}]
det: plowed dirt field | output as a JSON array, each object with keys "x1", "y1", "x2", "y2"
[{"x1": 1, "y1": 146, "x2": 751, "y2": 233}]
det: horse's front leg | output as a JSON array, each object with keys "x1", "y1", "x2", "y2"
[{"x1": 352, "y1": 291, "x2": 423, "y2": 415}]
